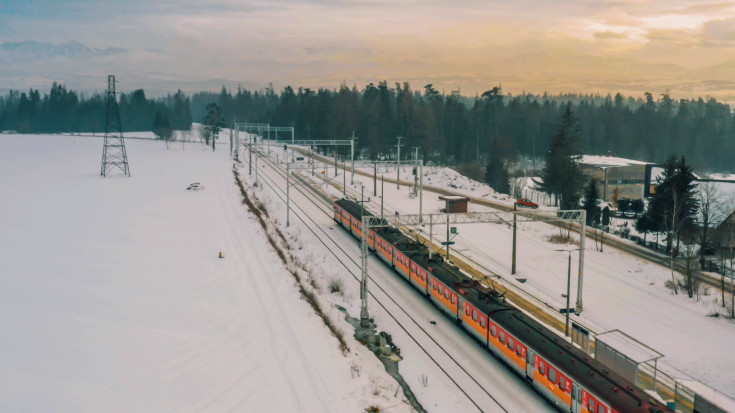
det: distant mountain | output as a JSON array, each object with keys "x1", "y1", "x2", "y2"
[{"x1": 0, "y1": 40, "x2": 127, "y2": 58}]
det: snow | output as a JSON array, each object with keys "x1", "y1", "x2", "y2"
[
  {"x1": 239, "y1": 145, "x2": 555, "y2": 412},
  {"x1": 595, "y1": 330, "x2": 661, "y2": 364},
  {"x1": 322, "y1": 153, "x2": 735, "y2": 400},
  {"x1": 578, "y1": 155, "x2": 649, "y2": 167},
  {"x1": 678, "y1": 380, "x2": 735, "y2": 412},
  {"x1": 5, "y1": 131, "x2": 733, "y2": 411},
  {"x1": 0, "y1": 134, "x2": 413, "y2": 412}
]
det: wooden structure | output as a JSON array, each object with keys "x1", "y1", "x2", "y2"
[{"x1": 439, "y1": 195, "x2": 469, "y2": 213}]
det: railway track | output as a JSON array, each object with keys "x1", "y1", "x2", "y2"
[
  {"x1": 242, "y1": 148, "x2": 551, "y2": 412},
  {"x1": 286, "y1": 146, "x2": 727, "y2": 410}
]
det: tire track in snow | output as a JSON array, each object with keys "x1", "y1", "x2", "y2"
[{"x1": 219, "y1": 166, "x2": 333, "y2": 412}]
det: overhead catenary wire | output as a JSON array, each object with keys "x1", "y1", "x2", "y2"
[{"x1": 242, "y1": 148, "x2": 511, "y2": 412}]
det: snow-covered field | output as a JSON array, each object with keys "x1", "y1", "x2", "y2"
[
  {"x1": 0, "y1": 134, "x2": 414, "y2": 412},
  {"x1": 5, "y1": 133, "x2": 733, "y2": 412}
]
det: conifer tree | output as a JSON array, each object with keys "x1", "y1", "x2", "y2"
[
  {"x1": 535, "y1": 105, "x2": 586, "y2": 209},
  {"x1": 203, "y1": 102, "x2": 224, "y2": 151},
  {"x1": 583, "y1": 178, "x2": 599, "y2": 225}
]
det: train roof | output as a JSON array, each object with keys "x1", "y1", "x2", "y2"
[
  {"x1": 411, "y1": 253, "x2": 467, "y2": 289},
  {"x1": 336, "y1": 198, "x2": 368, "y2": 220},
  {"x1": 494, "y1": 307, "x2": 661, "y2": 412},
  {"x1": 335, "y1": 198, "x2": 667, "y2": 412}
]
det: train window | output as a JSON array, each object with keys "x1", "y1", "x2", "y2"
[
  {"x1": 472, "y1": 309, "x2": 477, "y2": 321},
  {"x1": 465, "y1": 306, "x2": 470, "y2": 315},
  {"x1": 559, "y1": 376, "x2": 565, "y2": 388},
  {"x1": 588, "y1": 400, "x2": 594, "y2": 411},
  {"x1": 491, "y1": 325, "x2": 497, "y2": 337},
  {"x1": 549, "y1": 369, "x2": 556, "y2": 383},
  {"x1": 499, "y1": 332, "x2": 505, "y2": 341},
  {"x1": 480, "y1": 318, "x2": 486, "y2": 327},
  {"x1": 507, "y1": 338, "x2": 513, "y2": 349},
  {"x1": 516, "y1": 344, "x2": 521, "y2": 356},
  {"x1": 539, "y1": 361, "x2": 544, "y2": 374},
  {"x1": 597, "y1": 405, "x2": 605, "y2": 413}
]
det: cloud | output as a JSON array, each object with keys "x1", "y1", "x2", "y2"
[
  {"x1": 674, "y1": 2, "x2": 735, "y2": 15},
  {"x1": 594, "y1": 31, "x2": 628, "y2": 39},
  {"x1": 144, "y1": 47, "x2": 167, "y2": 55},
  {"x1": 0, "y1": 41, "x2": 127, "y2": 59},
  {"x1": 701, "y1": 17, "x2": 735, "y2": 46}
]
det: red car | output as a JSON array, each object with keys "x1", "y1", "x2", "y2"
[{"x1": 515, "y1": 198, "x2": 539, "y2": 209}]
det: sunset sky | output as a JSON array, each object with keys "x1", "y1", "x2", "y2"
[{"x1": 1, "y1": 0, "x2": 734, "y2": 101}]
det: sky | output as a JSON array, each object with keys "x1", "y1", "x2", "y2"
[{"x1": 1, "y1": 0, "x2": 734, "y2": 101}]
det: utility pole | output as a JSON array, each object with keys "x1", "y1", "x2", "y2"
[
  {"x1": 286, "y1": 163, "x2": 291, "y2": 227},
  {"x1": 249, "y1": 135, "x2": 253, "y2": 176},
  {"x1": 576, "y1": 210, "x2": 587, "y2": 314},
  {"x1": 411, "y1": 147, "x2": 420, "y2": 197},
  {"x1": 254, "y1": 148, "x2": 259, "y2": 186},
  {"x1": 556, "y1": 248, "x2": 579, "y2": 337},
  {"x1": 395, "y1": 136, "x2": 403, "y2": 189},
  {"x1": 419, "y1": 160, "x2": 423, "y2": 223},
  {"x1": 566, "y1": 251, "x2": 571, "y2": 337},
  {"x1": 373, "y1": 161, "x2": 377, "y2": 196},
  {"x1": 343, "y1": 159, "x2": 346, "y2": 197},
  {"x1": 351, "y1": 131, "x2": 356, "y2": 184},
  {"x1": 446, "y1": 212, "x2": 450, "y2": 260},
  {"x1": 512, "y1": 203, "x2": 517, "y2": 275},
  {"x1": 233, "y1": 127, "x2": 239, "y2": 162},
  {"x1": 381, "y1": 174, "x2": 384, "y2": 217}
]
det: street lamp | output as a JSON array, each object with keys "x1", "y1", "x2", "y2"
[{"x1": 556, "y1": 248, "x2": 580, "y2": 337}]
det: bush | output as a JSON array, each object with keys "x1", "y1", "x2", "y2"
[
  {"x1": 455, "y1": 162, "x2": 485, "y2": 182},
  {"x1": 328, "y1": 277, "x2": 344, "y2": 295}
]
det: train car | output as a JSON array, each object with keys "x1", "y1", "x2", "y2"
[
  {"x1": 333, "y1": 199, "x2": 670, "y2": 413},
  {"x1": 416, "y1": 255, "x2": 462, "y2": 320}
]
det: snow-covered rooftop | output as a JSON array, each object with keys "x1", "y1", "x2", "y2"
[
  {"x1": 578, "y1": 155, "x2": 649, "y2": 167},
  {"x1": 677, "y1": 380, "x2": 735, "y2": 412},
  {"x1": 595, "y1": 330, "x2": 662, "y2": 364}
]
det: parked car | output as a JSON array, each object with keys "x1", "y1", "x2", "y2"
[{"x1": 515, "y1": 198, "x2": 539, "y2": 209}]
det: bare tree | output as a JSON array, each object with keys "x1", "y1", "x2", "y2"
[
  {"x1": 665, "y1": 189, "x2": 682, "y2": 294},
  {"x1": 696, "y1": 181, "x2": 724, "y2": 265},
  {"x1": 717, "y1": 196, "x2": 735, "y2": 316},
  {"x1": 681, "y1": 233, "x2": 699, "y2": 298}
]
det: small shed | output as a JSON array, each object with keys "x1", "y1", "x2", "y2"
[{"x1": 439, "y1": 195, "x2": 469, "y2": 213}]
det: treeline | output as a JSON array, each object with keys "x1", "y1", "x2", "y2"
[
  {"x1": 193, "y1": 83, "x2": 735, "y2": 172},
  {"x1": 0, "y1": 82, "x2": 192, "y2": 133},
  {"x1": 2, "y1": 82, "x2": 734, "y2": 172}
]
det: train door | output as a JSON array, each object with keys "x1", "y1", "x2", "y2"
[
  {"x1": 525, "y1": 349, "x2": 535, "y2": 379},
  {"x1": 571, "y1": 383, "x2": 582, "y2": 413}
]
